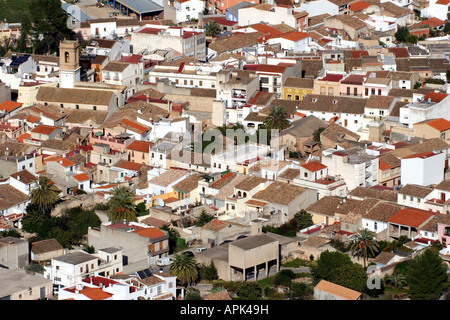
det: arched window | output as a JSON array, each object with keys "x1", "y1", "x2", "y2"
[{"x1": 64, "y1": 52, "x2": 69, "y2": 63}]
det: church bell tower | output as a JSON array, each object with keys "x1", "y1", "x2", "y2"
[{"x1": 59, "y1": 40, "x2": 81, "y2": 89}]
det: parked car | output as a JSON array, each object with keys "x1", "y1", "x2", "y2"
[{"x1": 196, "y1": 247, "x2": 207, "y2": 252}]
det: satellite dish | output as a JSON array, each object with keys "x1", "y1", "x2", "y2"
[{"x1": 157, "y1": 198, "x2": 165, "y2": 207}]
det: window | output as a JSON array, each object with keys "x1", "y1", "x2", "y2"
[
  {"x1": 287, "y1": 94, "x2": 292, "y2": 100},
  {"x1": 260, "y1": 77, "x2": 269, "y2": 84},
  {"x1": 64, "y1": 52, "x2": 69, "y2": 63}
]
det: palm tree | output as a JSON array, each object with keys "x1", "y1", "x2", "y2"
[
  {"x1": 30, "y1": 176, "x2": 60, "y2": 215},
  {"x1": 169, "y1": 253, "x2": 198, "y2": 287},
  {"x1": 386, "y1": 273, "x2": 407, "y2": 289},
  {"x1": 107, "y1": 186, "x2": 137, "y2": 224},
  {"x1": 263, "y1": 105, "x2": 291, "y2": 132},
  {"x1": 205, "y1": 20, "x2": 221, "y2": 37},
  {"x1": 350, "y1": 228, "x2": 380, "y2": 269}
]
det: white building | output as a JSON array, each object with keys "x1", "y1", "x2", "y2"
[
  {"x1": 238, "y1": 5, "x2": 308, "y2": 31},
  {"x1": 9, "y1": 169, "x2": 38, "y2": 196},
  {"x1": 400, "y1": 151, "x2": 445, "y2": 186},
  {"x1": 44, "y1": 249, "x2": 123, "y2": 289},
  {"x1": 102, "y1": 61, "x2": 142, "y2": 99},
  {"x1": 422, "y1": 0, "x2": 450, "y2": 21},
  {"x1": 210, "y1": 143, "x2": 275, "y2": 173},
  {"x1": 296, "y1": 0, "x2": 339, "y2": 17},
  {"x1": 174, "y1": 0, "x2": 205, "y2": 23},
  {"x1": 321, "y1": 147, "x2": 379, "y2": 191},
  {"x1": 399, "y1": 95, "x2": 450, "y2": 128}
]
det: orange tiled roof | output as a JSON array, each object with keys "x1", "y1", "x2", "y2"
[
  {"x1": 436, "y1": 0, "x2": 450, "y2": 5},
  {"x1": 116, "y1": 160, "x2": 142, "y2": 171},
  {"x1": 379, "y1": 160, "x2": 392, "y2": 171},
  {"x1": 80, "y1": 287, "x2": 113, "y2": 300},
  {"x1": 121, "y1": 119, "x2": 148, "y2": 135},
  {"x1": 16, "y1": 132, "x2": 31, "y2": 143},
  {"x1": 31, "y1": 124, "x2": 60, "y2": 135},
  {"x1": 424, "y1": 118, "x2": 450, "y2": 132},
  {"x1": 0, "y1": 101, "x2": 23, "y2": 113},
  {"x1": 72, "y1": 173, "x2": 90, "y2": 182},
  {"x1": 349, "y1": 0, "x2": 370, "y2": 11},
  {"x1": 423, "y1": 92, "x2": 448, "y2": 103},
  {"x1": 281, "y1": 31, "x2": 310, "y2": 41},
  {"x1": 256, "y1": 64, "x2": 287, "y2": 74},
  {"x1": 126, "y1": 140, "x2": 152, "y2": 153},
  {"x1": 315, "y1": 280, "x2": 362, "y2": 300},
  {"x1": 301, "y1": 161, "x2": 327, "y2": 172},
  {"x1": 133, "y1": 227, "x2": 166, "y2": 239},
  {"x1": 388, "y1": 208, "x2": 434, "y2": 228},
  {"x1": 45, "y1": 156, "x2": 76, "y2": 167}
]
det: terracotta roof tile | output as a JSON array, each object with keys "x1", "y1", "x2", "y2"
[
  {"x1": 0, "y1": 101, "x2": 22, "y2": 113},
  {"x1": 300, "y1": 161, "x2": 327, "y2": 172},
  {"x1": 388, "y1": 208, "x2": 434, "y2": 228},
  {"x1": 133, "y1": 227, "x2": 167, "y2": 239},
  {"x1": 315, "y1": 280, "x2": 362, "y2": 300},
  {"x1": 126, "y1": 140, "x2": 153, "y2": 153},
  {"x1": 72, "y1": 173, "x2": 90, "y2": 182},
  {"x1": 31, "y1": 124, "x2": 60, "y2": 135}
]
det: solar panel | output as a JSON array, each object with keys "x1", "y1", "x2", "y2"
[{"x1": 136, "y1": 268, "x2": 153, "y2": 279}]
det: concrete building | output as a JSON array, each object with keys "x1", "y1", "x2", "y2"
[
  {"x1": 44, "y1": 249, "x2": 124, "y2": 289},
  {"x1": 88, "y1": 222, "x2": 170, "y2": 271},
  {"x1": 321, "y1": 147, "x2": 379, "y2": 191},
  {"x1": 400, "y1": 151, "x2": 445, "y2": 186},
  {"x1": 0, "y1": 237, "x2": 29, "y2": 270},
  {"x1": 0, "y1": 268, "x2": 53, "y2": 300}
]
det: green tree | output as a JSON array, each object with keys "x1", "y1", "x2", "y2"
[
  {"x1": 135, "y1": 202, "x2": 149, "y2": 217},
  {"x1": 107, "y1": 186, "x2": 138, "y2": 224},
  {"x1": 264, "y1": 105, "x2": 291, "y2": 132},
  {"x1": 1, "y1": 229, "x2": 21, "y2": 238},
  {"x1": 185, "y1": 290, "x2": 202, "y2": 300},
  {"x1": 233, "y1": 282, "x2": 262, "y2": 300},
  {"x1": 169, "y1": 253, "x2": 198, "y2": 287},
  {"x1": 273, "y1": 269, "x2": 296, "y2": 287},
  {"x1": 199, "y1": 261, "x2": 219, "y2": 281},
  {"x1": 16, "y1": 15, "x2": 32, "y2": 52},
  {"x1": 405, "y1": 249, "x2": 448, "y2": 300},
  {"x1": 312, "y1": 127, "x2": 326, "y2": 142},
  {"x1": 406, "y1": 33, "x2": 418, "y2": 44},
  {"x1": 196, "y1": 210, "x2": 215, "y2": 227},
  {"x1": 395, "y1": 26, "x2": 410, "y2": 43},
  {"x1": 311, "y1": 250, "x2": 353, "y2": 281},
  {"x1": 161, "y1": 224, "x2": 180, "y2": 253},
  {"x1": 446, "y1": 70, "x2": 450, "y2": 83},
  {"x1": 30, "y1": 176, "x2": 60, "y2": 215},
  {"x1": 205, "y1": 20, "x2": 222, "y2": 37},
  {"x1": 385, "y1": 273, "x2": 407, "y2": 289},
  {"x1": 331, "y1": 263, "x2": 368, "y2": 293},
  {"x1": 293, "y1": 210, "x2": 314, "y2": 230},
  {"x1": 287, "y1": 282, "x2": 314, "y2": 300},
  {"x1": 29, "y1": 0, "x2": 72, "y2": 54},
  {"x1": 444, "y1": 22, "x2": 450, "y2": 34},
  {"x1": 350, "y1": 228, "x2": 380, "y2": 269}
]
